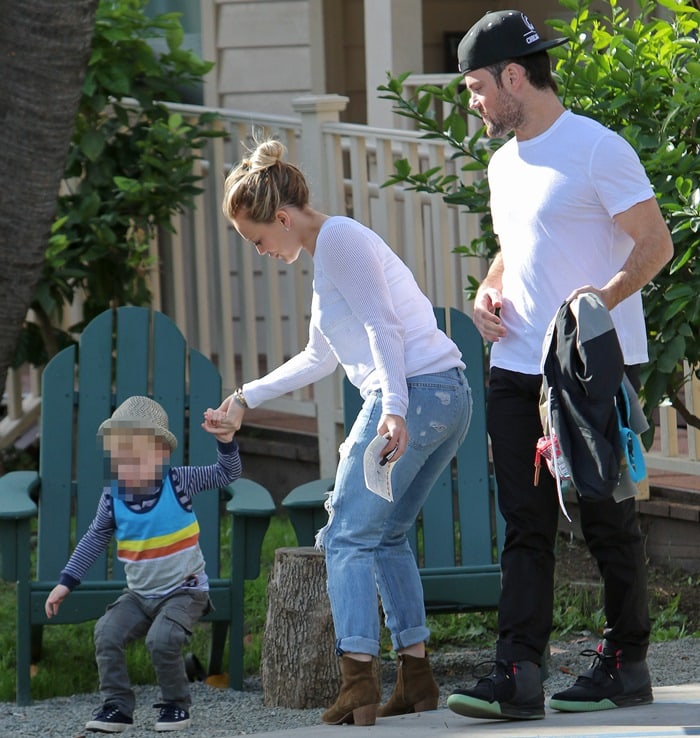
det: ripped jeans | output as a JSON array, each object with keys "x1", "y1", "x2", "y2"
[{"x1": 317, "y1": 368, "x2": 472, "y2": 656}]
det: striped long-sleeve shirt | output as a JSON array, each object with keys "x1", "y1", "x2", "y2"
[{"x1": 59, "y1": 439, "x2": 242, "y2": 594}]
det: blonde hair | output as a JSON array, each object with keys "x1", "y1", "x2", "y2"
[{"x1": 222, "y1": 138, "x2": 309, "y2": 223}]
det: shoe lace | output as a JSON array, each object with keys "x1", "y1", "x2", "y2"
[
  {"x1": 468, "y1": 660, "x2": 516, "y2": 702},
  {"x1": 94, "y1": 703, "x2": 121, "y2": 719},
  {"x1": 471, "y1": 659, "x2": 512, "y2": 682},
  {"x1": 154, "y1": 702, "x2": 187, "y2": 721},
  {"x1": 579, "y1": 645, "x2": 621, "y2": 683}
]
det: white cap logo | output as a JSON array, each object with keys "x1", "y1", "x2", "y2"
[{"x1": 521, "y1": 13, "x2": 540, "y2": 45}]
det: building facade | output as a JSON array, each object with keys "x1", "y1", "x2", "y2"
[{"x1": 199, "y1": 0, "x2": 593, "y2": 125}]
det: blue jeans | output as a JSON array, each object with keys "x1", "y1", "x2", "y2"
[{"x1": 317, "y1": 368, "x2": 472, "y2": 656}]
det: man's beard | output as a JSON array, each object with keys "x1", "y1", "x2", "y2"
[{"x1": 484, "y1": 88, "x2": 524, "y2": 138}]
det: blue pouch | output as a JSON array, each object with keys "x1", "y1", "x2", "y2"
[{"x1": 617, "y1": 383, "x2": 647, "y2": 483}]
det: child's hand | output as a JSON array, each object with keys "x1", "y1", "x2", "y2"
[
  {"x1": 204, "y1": 408, "x2": 227, "y2": 426},
  {"x1": 45, "y1": 584, "x2": 70, "y2": 618},
  {"x1": 202, "y1": 407, "x2": 234, "y2": 442}
]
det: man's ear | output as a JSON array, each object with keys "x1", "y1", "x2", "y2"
[{"x1": 504, "y1": 62, "x2": 524, "y2": 89}]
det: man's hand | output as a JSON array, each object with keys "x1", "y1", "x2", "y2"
[
  {"x1": 45, "y1": 584, "x2": 70, "y2": 618},
  {"x1": 473, "y1": 287, "x2": 506, "y2": 343},
  {"x1": 566, "y1": 285, "x2": 603, "y2": 306}
]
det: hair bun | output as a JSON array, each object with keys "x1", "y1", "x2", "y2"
[
  {"x1": 222, "y1": 134, "x2": 308, "y2": 221},
  {"x1": 248, "y1": 139, "x2": 286, "y2": 173}
]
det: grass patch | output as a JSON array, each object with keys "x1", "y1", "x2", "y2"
[{"x1": 1, "y1": 518, "x2": 698, "y2": 701}]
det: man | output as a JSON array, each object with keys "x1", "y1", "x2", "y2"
[{"x1": 446, "y1": 10, "x2": 673, "y2": 721}]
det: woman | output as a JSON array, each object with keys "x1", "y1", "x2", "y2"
[{"x1": 205, "y1": 138, "x2": 472, "y2": 726}]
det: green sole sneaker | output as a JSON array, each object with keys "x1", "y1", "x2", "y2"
[
  {"x1": 549, "y1": 691, "x2": 653, "y2": 713},
  {"x1": 447, "y1": 693, "x2": 545, "y2": 720}
]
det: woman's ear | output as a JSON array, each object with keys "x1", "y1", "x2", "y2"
[{"x1": 277, "y1": 210, "x2": 290, "y2": 232}]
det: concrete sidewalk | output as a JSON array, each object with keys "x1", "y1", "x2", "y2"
[{"x1": 253, "y1": 684, "x2": 700, "y2": 737}]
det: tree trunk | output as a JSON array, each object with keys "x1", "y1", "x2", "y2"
[
  {"x1": 0, "y1": 0, "x2": 98, "y2": 391},
  {"x1": 261, "y1": 547, "x2": 341, "y2": 708}
]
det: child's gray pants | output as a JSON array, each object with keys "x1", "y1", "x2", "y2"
[{"x1": 93, "y1": 588, "x2": 210, "y2": 716}]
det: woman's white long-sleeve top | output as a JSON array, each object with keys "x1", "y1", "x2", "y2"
[{"x1": 242, "y1": 216, "x2": 464, "y2": 418}]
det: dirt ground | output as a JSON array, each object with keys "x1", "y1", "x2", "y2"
[{"x1": 554, "y1": 531, "x2": 700, "y2": 635}]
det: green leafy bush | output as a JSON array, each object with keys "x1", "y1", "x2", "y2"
[{"x1": 379, "y1": 0, "x2": 700, "y2": 437}]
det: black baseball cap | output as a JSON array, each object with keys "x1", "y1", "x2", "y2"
[{"x1": 458, "y1": 10, "x2": 567, "y2": 74}]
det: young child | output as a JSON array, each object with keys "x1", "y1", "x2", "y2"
[{"x1": 44, "y1": 396, "x2": 241, "y2": 733}]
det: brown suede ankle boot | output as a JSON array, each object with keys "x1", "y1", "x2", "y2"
[
  {"x1": 377, "y1": 653, "x2": 440, "y2": 717},
  {"x1": 321, "y1": 655, "x2": 381, "y2": 726}
]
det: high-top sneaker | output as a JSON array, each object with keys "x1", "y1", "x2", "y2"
[
  {"x1": 447, "y1": 660, "x2": 544, "y2": 720},
  {"x1": 549, "y1": 643, "x2": 652, "y2": 712}
]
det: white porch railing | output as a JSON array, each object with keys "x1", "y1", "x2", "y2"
[
  {"x1": 648, "y1": 369, "x2": 700, "y2": 474},
  {"x1": 2, "y1": 87, "x2": 700, "y2": 484}
]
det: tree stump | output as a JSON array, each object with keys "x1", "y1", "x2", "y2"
[{"x1": 261, "y1": 546, "x2": 341, "y2": 708}]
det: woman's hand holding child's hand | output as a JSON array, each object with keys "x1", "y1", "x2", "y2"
[{"x1": 201, "y1": 399, "x2": 242, "y2": 441}]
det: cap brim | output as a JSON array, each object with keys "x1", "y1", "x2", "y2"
[{"x1": 535, "y1": 37, "x2": 568, "y2": 54}]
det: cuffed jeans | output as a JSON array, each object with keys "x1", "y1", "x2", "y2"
[
  {"x1": 487, "y1": 366, "x2": 650, "y2": 665},
  {"x1": 93, "y1": 588, "x2": 209, "y2": 716},
  {"x1": 318, "y1": 368, "x2": 472, "y2": 656}
]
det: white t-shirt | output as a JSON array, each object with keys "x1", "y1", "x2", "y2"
[
  {"x1": 488, "y1": 110, "x2": 654, "y2": 375},
  {"x1": 242, "y1": 216, "x2": 464, "y2": 417}
]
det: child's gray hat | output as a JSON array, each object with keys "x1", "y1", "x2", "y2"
[
  {"x1": 98, "y1": 395, "x2": 178, "y2": 451},
  {"x1": 458, "y1": 10, "x2": 567, "y2": 74}
]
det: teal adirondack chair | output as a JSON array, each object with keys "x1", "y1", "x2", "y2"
[
  {"x1": 283, "y1": 307, "x2": 504, "y2": 613},
  {"x1": 0, "y1": 306, "x2": 275, "y2": 705}
]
